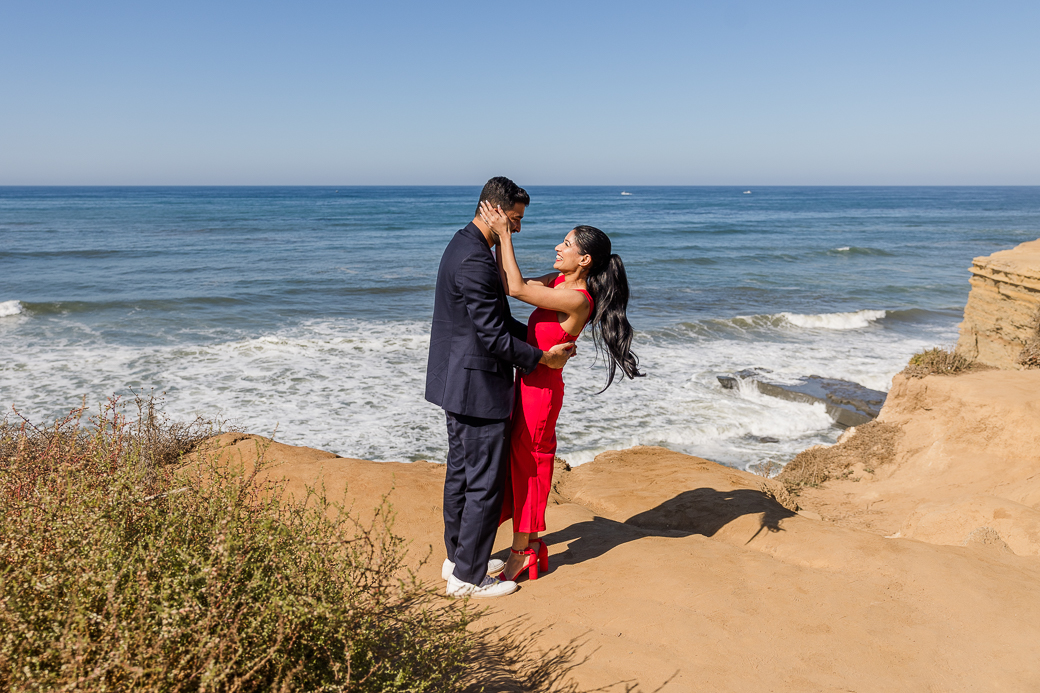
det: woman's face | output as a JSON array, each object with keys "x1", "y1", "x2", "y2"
[{"x1": 554, "y1": 230, "x2": 591, "y2": 274}]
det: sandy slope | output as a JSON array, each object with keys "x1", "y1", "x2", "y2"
[
  {"x1": 795, "y1": 370, "x2": 1040, "y2": 554},
  {"x1": 198, "y1": 429, "x2": 1040, "y2": 692}
]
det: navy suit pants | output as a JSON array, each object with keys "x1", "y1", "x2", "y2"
[{"x1": 443, "y1": 411, "x2": 509, "y2": 585}]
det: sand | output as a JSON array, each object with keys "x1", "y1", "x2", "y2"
[
  {"x1": 796, "y1": 370, "x2": 1040, "y2": 548},
  {"x1": 198, "y1": 367, "x2": 1040, "y2": 692}
]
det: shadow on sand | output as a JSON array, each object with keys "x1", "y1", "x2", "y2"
[
  {"x1": 479, "y1": 488, "x2": 789, "y2": 690},
  {"x1": 496, "y1": 488, "x2": 796, "y2": 572}
]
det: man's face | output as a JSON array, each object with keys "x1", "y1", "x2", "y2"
[{"x1": 504, "y1": 202, "x2": 526, "y2": 234}]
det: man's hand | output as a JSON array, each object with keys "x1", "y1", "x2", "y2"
[{"x1": 540, "y1": 342, "x2": 576, "y2": 369}]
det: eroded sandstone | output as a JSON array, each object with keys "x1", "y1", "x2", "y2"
[{"x1": 956, "y1": 237, "x2": 1040, "y2": 369}]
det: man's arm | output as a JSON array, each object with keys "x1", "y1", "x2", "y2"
[
  {"x1": 506, "y1": 315, "x2": 527, "y2": 342},
  {"x1": 457, "y1": 255, "x2": 573, "y2": 371}
]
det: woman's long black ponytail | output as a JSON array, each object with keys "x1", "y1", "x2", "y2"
[{"x1": 573, "y1": 225, "x2": 645, "y2": 392}]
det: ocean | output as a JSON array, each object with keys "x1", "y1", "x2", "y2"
[{"x1": 2, "y1": 186, "x2": 1038, "y2": 470}]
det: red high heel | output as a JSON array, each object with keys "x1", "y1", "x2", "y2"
[
  {"x1": 503, "y1": 547, "x2": 539, "y2": 582},
  {"x1": 529, "y1": 538, "x2": 549, "y2": 573}
]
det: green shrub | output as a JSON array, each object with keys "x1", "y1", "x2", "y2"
[{"x1": 0, "y1": 398, "x2": 575, "y2": 692}]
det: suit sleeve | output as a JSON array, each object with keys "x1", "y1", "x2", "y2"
[
  {"x1": 507, "y1": 316, "x2": 528, "y2": 342},
  {"x1": 457, "y1": 254, "x2": 542, "y2": 373}
]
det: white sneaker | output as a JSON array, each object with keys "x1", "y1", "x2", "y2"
[
  {"x1": 441, "y1": 558, "x2": 506, "y2": 581},
  {"x1": 446, "y1": 574, "x2": 518, "y2": 598}
]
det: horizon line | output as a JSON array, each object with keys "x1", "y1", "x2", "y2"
[{"x1": 2, "y1": 183, "x2": 1040, "y2": 189}]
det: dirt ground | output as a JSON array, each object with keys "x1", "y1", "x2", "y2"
[{"x1": 199, "y1": 368, "x2": 1040, "y2": 693}]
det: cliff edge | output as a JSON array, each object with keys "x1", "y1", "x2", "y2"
[
  {"x1": 956, "y1": 237, "x2": 1040, "y2": 369},
  {"x1": 794, "y1": 237, "x2": 1040, "y2": 554},
  {"x1": 196, "y1": 434, "x2": 1040, "y2": 692},
  {"x1": 793, "y1": 370, "x2": 1040, "y2": 553}
]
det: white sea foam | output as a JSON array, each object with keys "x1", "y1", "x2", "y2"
[
  {"x1": 0, "y1": 312, "x2": 957, "y2": 472},
  {"x1": 779, "y1": 309, "x2": 887, "y2": 330},
  {"x1": 0, "y1": 301, "x2": 23, "y2": 318},
  {"x1": 835, "y1": 246, "x2": 851, "y2": 251}
]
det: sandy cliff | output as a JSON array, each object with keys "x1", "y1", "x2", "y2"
[
  {"x1": 798, "y1": 236, "x2": 1040, "y2": 553},
  {"x1": 956, "y1": 238, "x2": 1040, "y2": 369},
  {"x1": 795, "y1": 370, "x2": 1040, "y2": 554},
  {"x1": 198, "y1": 433, "x2": 1040, "y2": 692}
]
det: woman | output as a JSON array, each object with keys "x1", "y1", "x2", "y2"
[{"x1": 479, "y1": 201, "x2": 643, "y2": 583}]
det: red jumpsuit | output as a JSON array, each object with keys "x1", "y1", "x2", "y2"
[{"x1": 500, "y1": 277, "x2": 592, "y2": 533}]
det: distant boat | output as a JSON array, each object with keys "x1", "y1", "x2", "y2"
[
  {"x1": 743, "y1": 190, "x2": 752, "y2": 194},
  {"x1": 620, "y1": 191, "x2": 632, "y2": 196}
]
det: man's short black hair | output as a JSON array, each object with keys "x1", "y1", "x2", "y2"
[{"x1": 475, "y1": 176, "x2": 530, "y2": 215}]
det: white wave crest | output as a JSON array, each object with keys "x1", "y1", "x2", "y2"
[
  {"x1": 0, "y1": 310, "x2": 957, "y2": 470},
  {"x1": 835, "y1": 246, "x2": 851, "y2": 251},
  {"x1": 780, "y1": 309, "x2": 886, "y2": 330},
  {"x1": 0, "y1": 300, "x2": 23, "y2": 318}
]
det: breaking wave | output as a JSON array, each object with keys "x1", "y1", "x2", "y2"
[
  {"x1": 779, "y1": 310, "x2": 887, "y2": 330},
  {"x1": 0, "y1": 301, "x2": 24, "y2": 318}
]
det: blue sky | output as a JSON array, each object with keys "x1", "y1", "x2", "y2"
[{"x1": 1, "y1": 1, "x2": 1038, "y2": 185}]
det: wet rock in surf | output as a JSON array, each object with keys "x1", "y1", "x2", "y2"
[{"x1": 718, "y1": 368, "x2": 886, "y2": 428}]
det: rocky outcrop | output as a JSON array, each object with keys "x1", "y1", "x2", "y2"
[
  {"x1": 717, "y1": 368, "x2": 885, "y2": 427},
  {"x1": 956, "y1": 238, "x2": 1040, "y2": 369}
]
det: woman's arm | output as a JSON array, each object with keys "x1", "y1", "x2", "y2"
[
  {"x1": 494, "y1": 243, "x2": 509, "y2": 292},
  {"x1": 525, "y1": 272, "x2": 559, "y2": 288},
  {"x1": 494, "y1": 249, "x2": 556, "y2": 289},
  {"x1": 493, "y1": 236, "x2": 554, "y2": 289},
  {"x1": 480, "y1": 202, "x2": 590, "y2": 316}
]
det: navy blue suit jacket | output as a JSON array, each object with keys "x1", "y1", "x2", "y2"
[{"x1": 425, "y1": 223, "x2": 542, "y2": 419}]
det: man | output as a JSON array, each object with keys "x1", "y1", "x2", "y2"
[{"x1": 425, "y1": 177, "x2": 574, "y2": 598}]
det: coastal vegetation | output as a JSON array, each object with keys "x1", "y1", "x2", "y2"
[
  {"x1": 0, "y1": 397, "x2": 569, "y2": 692},
  {"x1": 777, "y1": 420, "x2": 901, "y2": 491},
  {"x1": 1016, "y1": 308, "x2": 1040, "y2": 369},
  {"x1": 901, "y1": 345, "x2": 975, "y2": 378}
]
